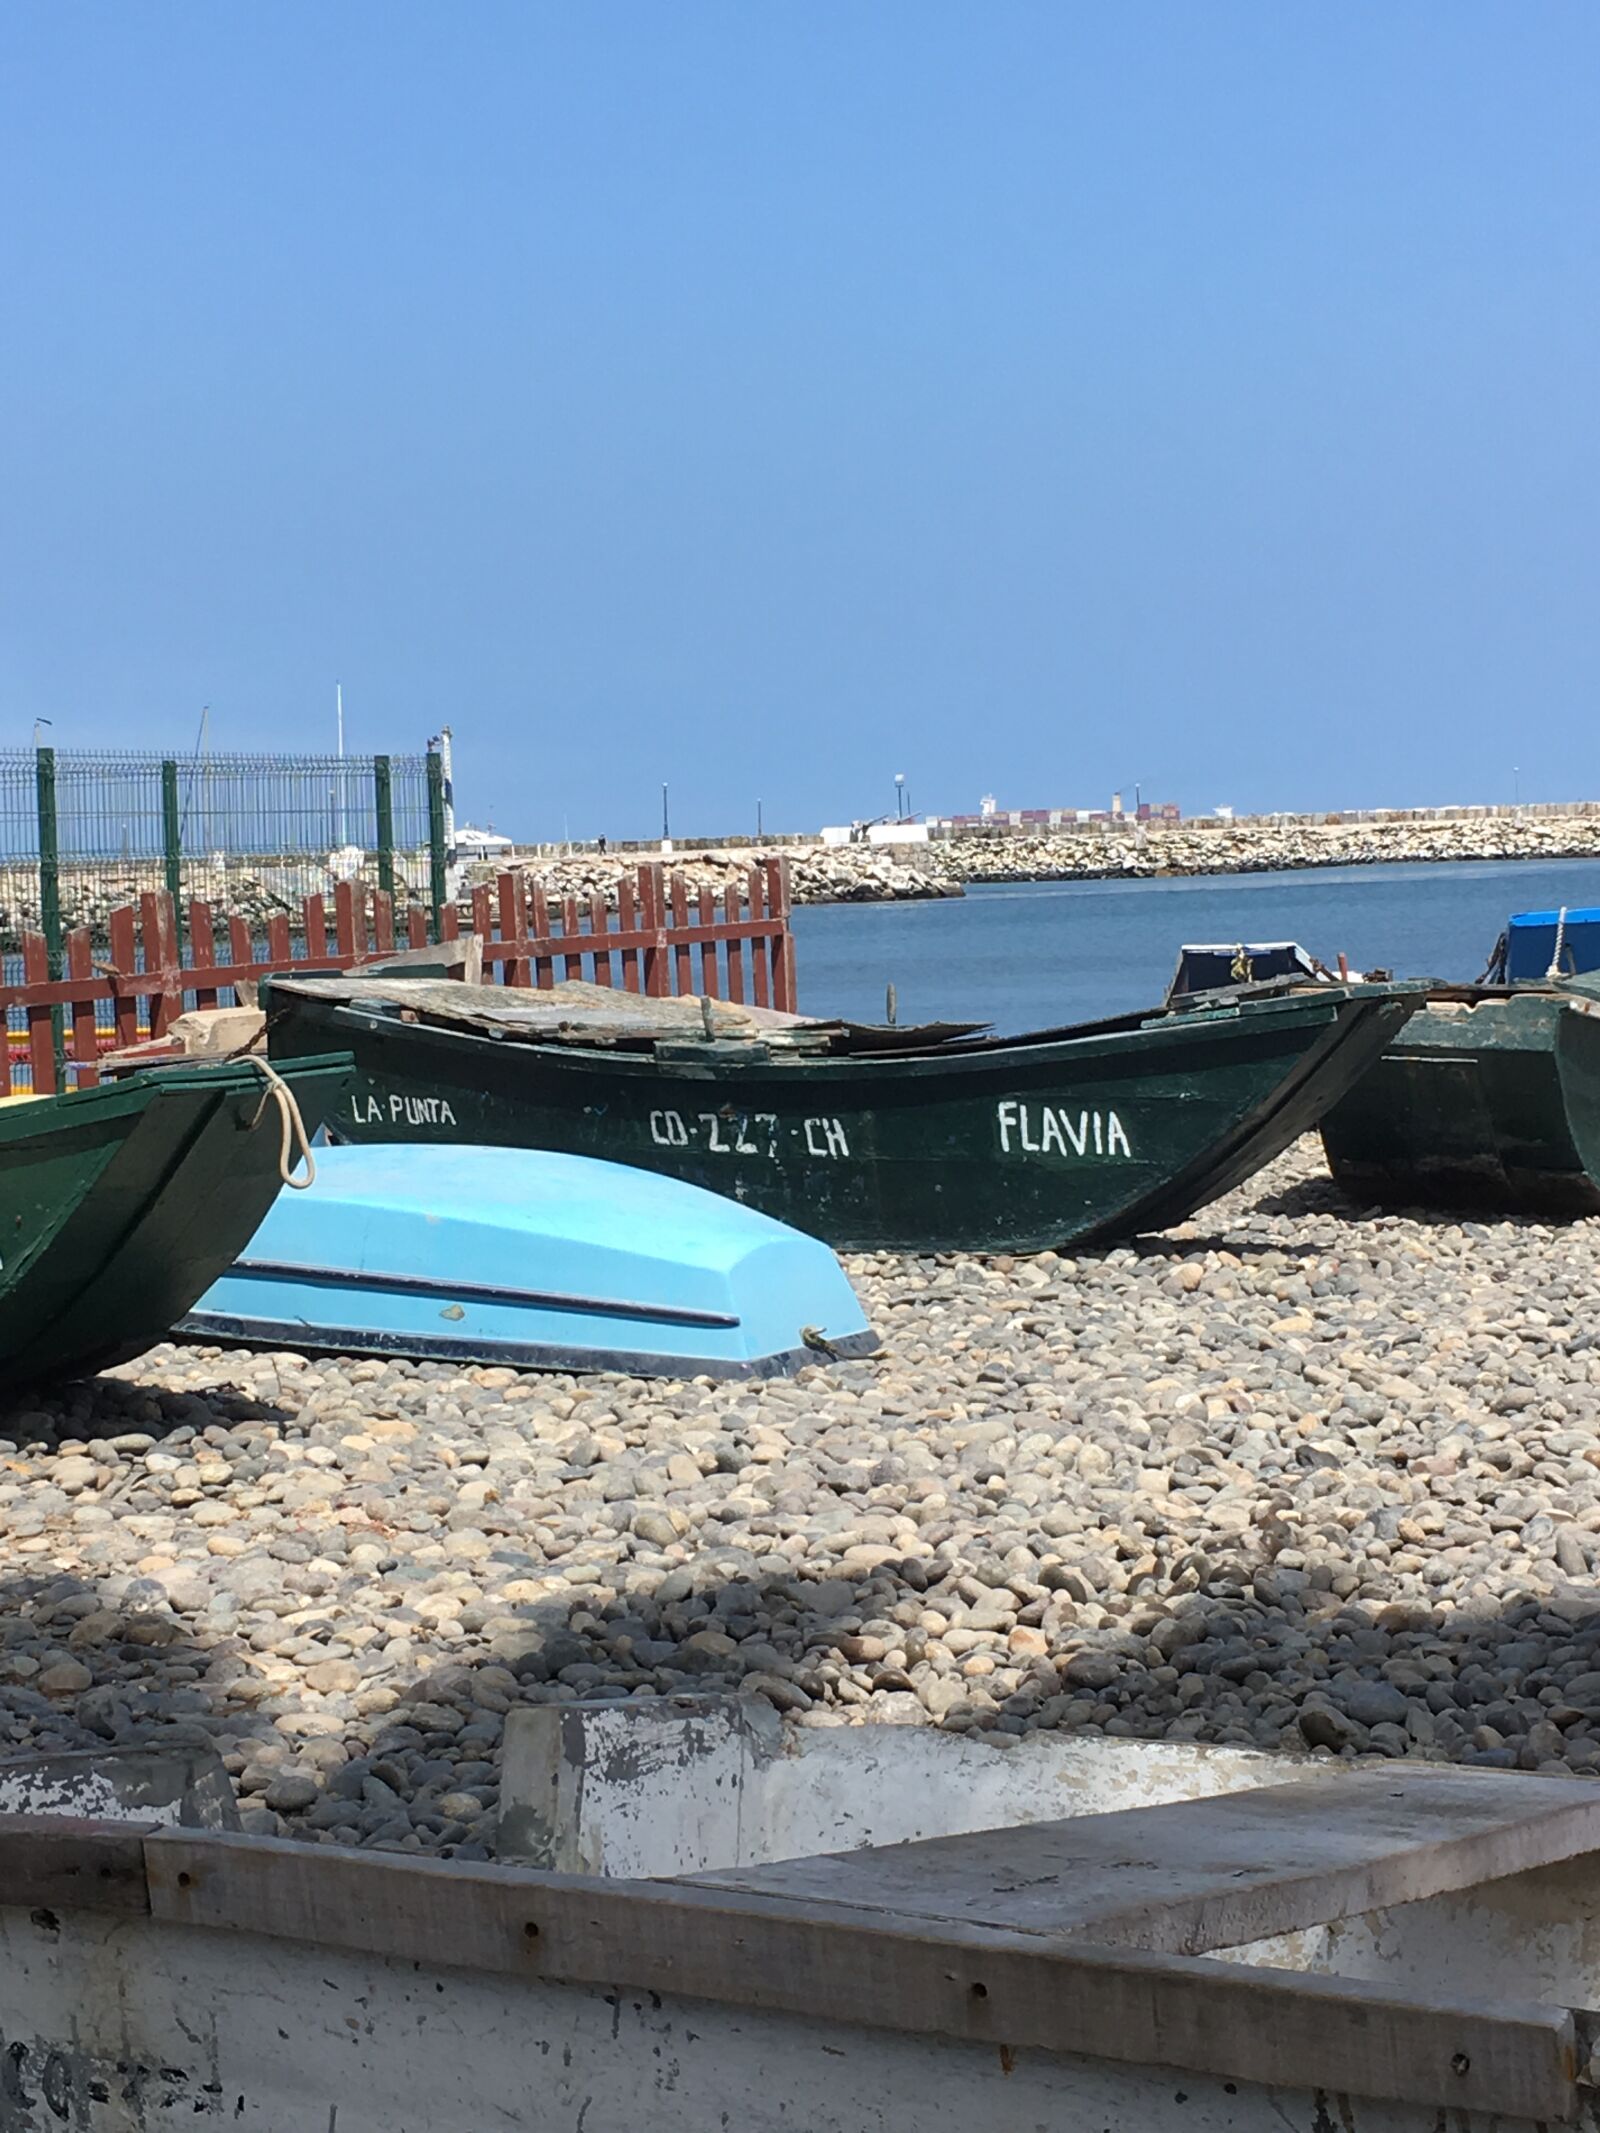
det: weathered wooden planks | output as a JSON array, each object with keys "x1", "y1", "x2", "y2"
[
  {"x1": 0, "y1": 1812, "x2": 155, "y2": 1914},
  {"x1": 0, "y1": 1767, "x2": 1591, "y2": 2120},
  {"x1": 139, "y1": 1830, "x2": 1575, "y2": 2121},
  {"x1": 691, "y1": 1768, "x2": 1600, "y2": 1955}
]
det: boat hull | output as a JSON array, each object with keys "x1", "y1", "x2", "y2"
[
  {"x1": 0, "y1": 1055, "x2": 352, "y2": 1385},
  {"x1": 179, "y1": 1144, "x2": 876, "y2": 1380},
  {"x1": 267, "y1": 984, "x2": 1420, "y2": 1253},
  {"x1": 1321, "y1": 989, "x2": 1600, "y2": 1217}
]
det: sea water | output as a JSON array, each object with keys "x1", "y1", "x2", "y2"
[{"x1": 788, "y1": 857, "x2": 1600, "y2": 1033}]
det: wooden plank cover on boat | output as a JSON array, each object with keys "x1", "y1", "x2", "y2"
[
  {"x1": 687, "y1": 1767, "x2": 1600, "y2": 1954},
  {"x1": 271, "y1": 974, "x2": 830, "y2": 1042}
]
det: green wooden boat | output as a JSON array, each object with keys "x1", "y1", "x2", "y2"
[
  {"x1": 0, "y1": 1053, "x2": 352, "y2": 1386},
  {"x1": 264, "y1": 975, "x2": 1420, "y2": 1254},
  {"x1": 1320, "y1": 977, "x2": 1600, "y2": 1217}
]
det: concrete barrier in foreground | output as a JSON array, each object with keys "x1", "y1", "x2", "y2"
[{"x1": 1, "y1": 1745, "x2": 1600, "y2": 2130}]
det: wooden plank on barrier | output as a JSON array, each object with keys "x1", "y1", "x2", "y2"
[
  {"x1": 227, "y1": 914, "x2": 254, "y2": 997},
  {"x1": 671, "y1": 874, "x2": 693, "y2": 995},
  {"x1": 333, "y1": 882, "x2": 357, "y2": 961},
  {"x1": 470, "y1": 884, "x2": 493, "y2": 975},
  {"x1": 139, "y1": 1829, "x2": 1578, "y2": 2124},
  {"x1": 696, "y1": 885, "x2": 720, "y2": 997},
  {"x1": 22, "y1": 932, "x2": 54, "y2": 1093},
  {"x1": 561, "y1": 895, "x2": 583, "y2": 983},
  {"x1": 0, "y1": 1813, "x2": 155, "y2": 1913},
  {"x1": 589, "y1": 891, "x2": 612, "y2": 985},
  {"x1": 640, "y1": 866, "x2": 668, "y2": 998},
  {"x1": 496, "y1": 873, "x2": 525, "y2": 987},
  {"x1": 723, "y1": 877, "x2": 745, "y2": 1004},
  {"x1": 303, "y1": 894, "x2": 328, "y2": 965},
  {"x1": 617, "y1": 873, "x2": 639, "y2": 993},
  {"x1": 190, "y1": 902, "x2": 220, "y2": 1011},
  {"x1": 139, "y1": 894, "x2": 170, "y2": 1039},
  {"x1": 348, "y1": 883, "x2": 368, "y2": 959},
  {"x1": 529, "y1": 883, "x2": 553, "y2": 990},
  {"x1": 373, "y1": 889, "x2": 395, "y2": 957},
  {"x1": 66, "y1": 929, "x2": 99, "y2": 1084},
  {"x1": 748, "y1": 866, "x2": 771, "y2": 1009},
  {"x1": 110, "y1": 907, "x2": 141, "y2": 1047},
  {"x1": 767, "y1": 859, "x2": 798, "y2": 1012}
]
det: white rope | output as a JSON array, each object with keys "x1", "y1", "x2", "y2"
[
  {"x1": 244, "y1": 1056, "x2": 317, "y2": 1189},
  {"x1": 1547, "y1": 907, "x2": 1569, "y2": 982}
]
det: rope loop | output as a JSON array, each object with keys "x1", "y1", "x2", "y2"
[{"x1": 244, "y1": 1058, "x2": 317, "y2": 1189}]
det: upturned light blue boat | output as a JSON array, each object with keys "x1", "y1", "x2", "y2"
[{"x1": 177, "y1": 1144, "x2": 876, "y2": 1380}]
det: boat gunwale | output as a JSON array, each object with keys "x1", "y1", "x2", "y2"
[
  {"x1": 175, "y1": 1311, "x2": 879, "y2": 1380},
  {"x1": 271, "y1": 986, "x2": 1420, "y2": 1087}
]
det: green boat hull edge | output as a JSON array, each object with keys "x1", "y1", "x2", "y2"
[
  {"x1": 1321, "y1": 987, "x2": 1600, "y2": 1219},
  {"x1": 0, "y1": 1054, "x2": 352, "y2": 1387},
  {"x1": 267, "y1": 984, "x2": 1419, "y2": 1255}
]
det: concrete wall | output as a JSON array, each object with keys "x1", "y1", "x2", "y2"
[
  {"x1": 0, "y1": 1900, "x2": 1490, "y2": 2133},
  {"x1": 498, "y1": 1696, "x2": 1336, "y2": 1877}
]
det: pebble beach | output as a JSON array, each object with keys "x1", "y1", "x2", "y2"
[{"x1": 4, "y1": 1135, "x2": 1600, "y2": 1852}]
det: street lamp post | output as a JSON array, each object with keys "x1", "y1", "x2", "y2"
[
  {"x1": 662, "y1": 782, "x2": 670, "y2": 842},
  {"x1": 894, "y1": 772, "x2": 906, "y2": 821}
]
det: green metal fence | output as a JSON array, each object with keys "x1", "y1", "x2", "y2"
[{"x1": 0, "y1": 746, "x2": 448, "y2": 952}]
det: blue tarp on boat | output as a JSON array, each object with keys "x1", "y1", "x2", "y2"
[
  {"x1": 1168, "y1": 942, "x2": 1325, "y2": 998},
  {"x1": 1505, "y1": 908, "x2": 1600, "y2": 982}
]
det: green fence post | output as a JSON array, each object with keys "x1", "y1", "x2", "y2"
[
  {"x1": 374, "y1": 755, "x2": 396, "y2": 902},
  {"x1": 35, "y1": 745, "x2": 65, "y2": 1085},
  {"x1": 161, "y1": 758, "x2": 184, "y2": 949},
  {"x1": 426, "y1": 748, "x2": 448, "y2": 940}
]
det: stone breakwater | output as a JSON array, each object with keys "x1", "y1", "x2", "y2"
[
  {"x1": 7, "y1": 812, "x2": 1595, "y2": 945},
  {"x1": 2, "y1": 1136, "x2": 1600, "y2": 1852},
  {"x1": 936, "y1": 812, "x2": 1600, "y2": 891},
  {"x1": 506, "y1": 812, "x2": 1600, "y2": 908},
  {"x1": 486, "y1": 844, "x2": 961, "y2": 911}
]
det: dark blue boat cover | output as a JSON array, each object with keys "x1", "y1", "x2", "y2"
[
  {"x1": 1169, "y1": 942, "x2": 1323, "y2": 997},
  {"x1": 1505, "y1": 907, "x2": 1600, "y2": 982}
]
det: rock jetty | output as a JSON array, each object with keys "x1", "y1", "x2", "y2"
[
  {"x1": 506, "y1": 811, "x2": 1600, "y2": 908},
  {"x1": 481, "y1": 843, "x2": 961, "y2": 912},
  {"x1": 7, "y1": 811, "x2": 1595, "y2": 944},
  {"x1": 935, "y1": 811, "x2": 1600, "y2": 889},
  {"x1": 2, "y1": 1134, "x2": 1600, "y2": 1853}
]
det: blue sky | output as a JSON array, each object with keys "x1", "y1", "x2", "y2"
[{"x1": 2, "y1": 5, "x2": 1596, "y2": 838}]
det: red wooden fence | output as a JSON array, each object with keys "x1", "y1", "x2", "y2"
[{"x1": 2, "y1": 859, "x2": 795, "y2": 1097}]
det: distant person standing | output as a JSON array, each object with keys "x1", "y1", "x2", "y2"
[{"x1": 596, "y1": 834, "x2": 608, "y2": 854}]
